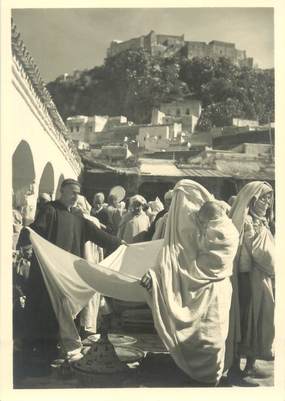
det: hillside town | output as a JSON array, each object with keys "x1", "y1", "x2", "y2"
[
  {"x1": 10, "y1": 15, "x2": 275, "y2": 391},
  {"x1": 66, "y1": 100, "x2": 274, "y2": 203}
]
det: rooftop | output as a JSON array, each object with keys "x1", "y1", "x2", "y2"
[
  {"x1": 186, "y1": 41, "x2": 207, "y2": 45},
  {"x1": 139, "y1": 158, "x2": 184, "y2": 177},
  {"x1": 84, "y1": 152, "x2": 274, "y2": 181}
]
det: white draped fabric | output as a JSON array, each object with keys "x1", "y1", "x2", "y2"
[
  {"x1": 28, "y1": 179, "x2": 239, "y2": 383},
  {"x1": 28, "y1": 227, "x2": 161, "y2": 352},
  {"x1": 227, "y1": 181, "x2": 275, "y2": 362},
  {"x1": 148, "y1": 180, "x2": 239, "y2": 383}
]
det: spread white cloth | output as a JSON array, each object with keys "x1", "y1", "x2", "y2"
[
  {"x1": 28, "y1": 227, "x2": 162, "y2": 352},
  {"x1": 28, "y1": 179, "x2": 239, "y2": 383}
]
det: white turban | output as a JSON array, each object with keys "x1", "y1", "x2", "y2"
[{"x1": 129, "y1": 195, "x2": 147, "y2": 206}]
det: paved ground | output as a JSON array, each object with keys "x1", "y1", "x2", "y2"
[{"x1": 14, "y1": 333, "x2": 274, "y2": 389}]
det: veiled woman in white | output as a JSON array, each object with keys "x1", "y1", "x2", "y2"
[
  {"x1": 226, "y1": 181, "x2": 275, "y2": 377},
  {"x1": 141, "y1": 180, "x2": 239, "y2": 385}
]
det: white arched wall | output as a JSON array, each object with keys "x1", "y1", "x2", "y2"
[
  {"x1": 12, "y1": 135, "x2": 77, "y2": 202},
  {"x1": 11, "y1": 59, "x2": 81, "y2": 203}
]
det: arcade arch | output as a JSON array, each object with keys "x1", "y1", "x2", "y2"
[
  {"x1": 55, "y1": 174, "x2": 65, "y2": 199},
  {"x1": 12, "y1": 140, "x2": 35, "y2": 208},
  {"x1": 39, "y1": 162, "x2": 55, "y2": 199}
]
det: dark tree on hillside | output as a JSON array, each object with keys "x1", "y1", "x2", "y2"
[
  {"x1": 180, "y1": 57, "x2": 274, "y2": 129},
  {"x1": 47, "y1": 52, "x2": 274, "y2": 128}
]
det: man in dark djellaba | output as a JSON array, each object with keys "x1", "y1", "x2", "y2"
[{"x1": 18, "y1": 178, "x2": 124, "y2": 373}]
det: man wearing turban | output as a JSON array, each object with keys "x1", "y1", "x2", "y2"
[{"x1": 117, "y1": 195, "x2": 150, "y2": 244}]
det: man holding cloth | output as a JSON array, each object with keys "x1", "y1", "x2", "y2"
[{"x1": 18, "y1": 179, "x2": 123, "y2": 373}]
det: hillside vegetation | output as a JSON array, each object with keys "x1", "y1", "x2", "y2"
[{"x1": 47, "y1": 49, "x2": 274, "y2": 130}]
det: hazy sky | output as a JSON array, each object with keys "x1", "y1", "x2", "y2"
[{"x1": 12, "y1": 8, "x2": 274, "y2": 83}]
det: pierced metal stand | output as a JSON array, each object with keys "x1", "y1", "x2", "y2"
[{"x1": 72, "y1": 315, "x2": 131, "y2": 386}]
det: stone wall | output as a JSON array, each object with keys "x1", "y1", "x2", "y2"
[
  {"x1": 106, "y1": 31, "x2": 253, "y2": 67},
  {"x1": 184, "y1": 39, "x2": 250, "y2": 67},
  {"x1": 160, "y1": 99, "x2": 202, "y2": 119},
  {"x1": 107, "y1": 37, "x2": 144, "y2": 57},
  {"x1": 213, "y1": 129, "x2": 274, "y2": 149},
  {"x1": 137, "y1": 125, "x2": 171, "y2": 150}
]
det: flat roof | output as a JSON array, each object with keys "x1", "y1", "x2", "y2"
[{"x1": 179, "y1": 168, "x2": 230, "y2": 178}]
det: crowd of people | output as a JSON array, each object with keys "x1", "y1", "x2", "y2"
[{"x1": 12, "y1": 178, "x2": 275, "y2": 385}]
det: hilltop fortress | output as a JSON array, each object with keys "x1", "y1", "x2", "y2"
[{"x1": 107, "y1": 30, "x2": 254, "y2": 68}]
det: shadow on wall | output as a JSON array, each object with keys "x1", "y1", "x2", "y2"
[
  {"x1": 13, "y1": 140, "x2": 35, "y2": 196},
  {"x1": 39, "y1": 162, "x2": 55, "y2": 199},
  {"x1": 12, "y1": 140, "x2": 36, "y2": 208}
]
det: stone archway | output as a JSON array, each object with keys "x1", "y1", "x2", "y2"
[
  {"x1": 12, "y1": 140, "x2": 36, "y2": 208},
  {"x1": 138, "y1": 181, "x2": 174, "y2": 202},
  {"x1": 55, "y1": 174, "x2": 65, "y2": 199},
  {"x1": 220, "y1": 179, "x2": 238, "y2": 202},
  {"x1": 39, "y1": 162, "x2": 55, "y2": 199}
]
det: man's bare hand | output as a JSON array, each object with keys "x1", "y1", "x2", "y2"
[{"x1": 140, "y1": 272, "x2": 152, "y2": 292}]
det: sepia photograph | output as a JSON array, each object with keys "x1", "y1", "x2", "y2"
[{"x1": 1, "y1": 2, "x2": 283, "y2": 397}]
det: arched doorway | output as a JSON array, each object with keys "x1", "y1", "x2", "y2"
[
  {"x1": 39, "y1": 162, "x2": 55, "y2": 199},
  {"x1": 12, "y1": 140, "x2": 36, "y2": 208},
  {"x1": 138, "y1": 181, "x2": 174, "y2": 202},
  {"x1": 220, "y1": 179, "x2": 238, "y2": 202},
  {"x1": 55, "y1": 174, "x2": 65, "y2": 199}
]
